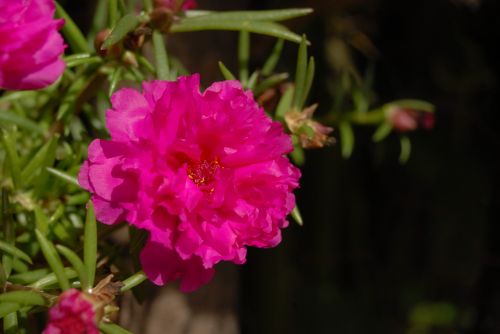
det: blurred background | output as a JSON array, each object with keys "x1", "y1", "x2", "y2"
[{"x1": 64, "y1": 0, "x2": 500, "y2": 333}]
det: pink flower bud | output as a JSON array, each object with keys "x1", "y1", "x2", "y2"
[
  {"x1": 43, "y1": 289, "x2": 98, "y2": 334},
  {"x1": 387, "y1": 106, "x2": 435, "y2": 133}
]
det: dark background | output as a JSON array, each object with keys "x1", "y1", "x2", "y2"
[{"x1": 66, "y1": 0, "x2": 500, "y2": 332}]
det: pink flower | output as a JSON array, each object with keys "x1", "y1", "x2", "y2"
[
  {"x1": 153, "y1": 0, "x2": 197, "y2": 11},
  {"x1": 78, "y1": 75, "x2": 300, "y2": 292},
  {"x1": 387, "y1": 107, "x2": 435, "y2": 132},
  {"x1": 0, "y1": 0, "x2": 65, "y2": 90},
  {"x1": 43, "y1": 289, "x2": 98, "y2": 334}
]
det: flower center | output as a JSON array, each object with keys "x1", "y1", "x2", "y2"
[{"x1": 187, "y1": 159, "x2": 220, "y2": 188}]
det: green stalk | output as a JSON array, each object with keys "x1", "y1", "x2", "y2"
[
  {"x1": 84, "y1": 203, "x2": 97, "y2": 289},
  {"x1": 152, "y1": 31, "x2": 170, "y2": 80},
  {"x1": 55, "y1": 2, "x2": 90, "y2": 53},
  {"x1": 143, "y1": 0, "x2": 153, "y2": 11},
  {"x1": 121, "y1": 271, "x2": 147, "y2": 292},
  {"x1": 109, "y1": 0, "x2": 119, "y2": 26},
  {"x1": 238, "y1": 31, "x2": 250, "y2": 85}
]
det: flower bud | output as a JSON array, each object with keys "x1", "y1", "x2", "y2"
[
  {"x1": 43, "y1": 276, "x2": 122, "y2": 334},
  {"x1": 94, "y1": 29, "x2": 122, "y2": 58},
  {"x1": 149, "y1": 8, "x2": 175, "y2": 34},
  {"x1": 285, "y1": 104, "x2": 335, "y2": 149},
  {"x1": 43, "y1": 289, "x2": 99, "y2": 334},
  {"x1": 386, "y1": 106, "x2": 435, "y2": 132}
]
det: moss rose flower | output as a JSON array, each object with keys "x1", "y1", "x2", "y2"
[
  {"x1": 43, "y1": 289, "x2": 98, "y2": 334},
  {"x1": 0, "y1": 0, "x2": 65, "y2": 90},
  {"x1": 78, "y1": 75, "x2": 300, "y2": 292}
]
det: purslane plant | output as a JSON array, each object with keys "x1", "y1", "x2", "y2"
[{"x1": 0, "y1": 0, "x2": 432, "y2": 332}]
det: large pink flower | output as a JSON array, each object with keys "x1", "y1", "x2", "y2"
[
  {"x1": 0, "y1": 0, "x2": 65, "y2": 90},
  {"x1": 79, "y1": 75, "x2": 300, "y2": 292},
  {"x1": 43, "y1": 289, "x2": 98, "y2": 334}
]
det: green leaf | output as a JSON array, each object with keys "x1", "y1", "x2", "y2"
[
  {"x1": 0, "y1": 262, "x2": 6, "y2": 289},
  {"x1": 137, "y1": 55, "x2": 156, "y2": 75},
  {"x1": 262, "y1": 39, "x2": 284, "y2": 76},
  {"x1": 0, "y1": 111, "x2": 43, "y2": 134},
  {"x1": 46, "y1": 167, "x2": 79, "y2": 187},
  {"x1": 0, "y1": 291, "x2": 46, "y2": 306},
  {"x1": 247, "y1": 71, "x2": 259, "y2": 91},
  {"x1": 399, "y1": 136, "x2": 412, "y2": 164},
  {"x1": 0, "y1": 91, "x2": 37, "y2": 103},
  {"x1": 185, "y1": 8, "x2": 313, "y2": 23},
  {"x1": 238, "y1": 31, "x2": 250, "y2": 84},
  {"x1": 291, "y1": 206, "x2": 303, "y2": 226},
  {"x1": 35, "y1": 229, "x2": 70, "y2": 290},
  {"x1": 143, "y1": 0, "x2": 153, "y2": 11},
  {"x1": 90, "y1": 0, "x2": 108, "y2": 38},
  {"x1": 389, "y1": 99, "x2": 435, "y2": 113},
  {"x1": 55, "y1": 2, "x2": 90, "y2": 53},
  {"x1": 372, "y1": 122, "x2": 393, "y2": 142},
  {"x1": 171, "y1": 19, "x2": 304, "y2": 44},
  {"x1": 109, "y1": 67, "x2": 124, "y2": 97},
  {"x1": 1, "y1": 131, "x2": 22, "y2": 189},
  {"x1": 21, "y1": 136, "x2": 58, "y2": 187},
  {"x1": 4, "y1": 311, "x2": 18, "y2": 334},
  {"x1": 254, "y1": 72, "x2": 289, "y2": 95},
  {"x1": 29, "y1": 268, "x2": 77, "y2": 289},
  {"x1": 2, "y1": 256, "x2": 12, "y2": 279},
  {"x1": 275, "y1": 86, "x2": 295, "y2": 120},
  {"x1": 121, "y1": 270, "x2": 147, "y2": 292},
  {"x1": 0, "y1": 241, "x2": 32, "y2": 264},
  {"x1": 65, "y1": 55, "x2": 102, "y2": 68},
  {"x1": 0, "y1": 304, "x2": 19, "y2": 320},
  {"x1": 8, "y1": 269, "x2": 50, "y2": 285},
  {"x1": 56, "y1": 245, "x2": 88, "y2": 292},
  {"x1": 152, "y1": 31, "x2": 170, "y2": 80},
  {"x1": 84, "y1": 203, "x2": 97, "y2": 289},
  {"x1": 339, "y1": 121, "x2": 355, "y2": 158},
  {"x1": 218, "y1": 61, "x2": 236, "y2": 80},
  {"x1": 34, "y1": 206, "x2": 49, "y2": 236},
  {"x1": 11, "y1": 258, "x2": 28, "y2": 274},
  {"x1": 301, "y1": 56, "x2": 315, "y2": 108},
  {"x1": 293, "y1": 35, "x2": 307, "y2": 109},
  {"x1": 290, "y1": 144, "x2": 305, "y2": 165},
  {"x1": 65, "y1": 193, "x2": 90, "y2": 206},
  {"x1": 56, "y1": 75, "x2": 90, "y2": 121},
  {"x1": 102, "y1": 14, "x2": 139, "y2": 49},
  {"x1": 99, "y1": 323, "x2": 133, "y2": 334}
]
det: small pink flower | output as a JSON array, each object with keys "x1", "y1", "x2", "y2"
[
  {"x1": 153, "y1": 0, "x2": 197, "y2": 11},
  {"x1": 387, "y1": 107, "x2": 435, "y2": 132},
  {"x1": 43, "y1": 289, "x2": 98, "y2": 334},
  {"x1": 79, "y1": 75, "x2": 300, "y2": 292},
  {"x1": 0, "y1": 0, "x2": 65, "y2": 90}
]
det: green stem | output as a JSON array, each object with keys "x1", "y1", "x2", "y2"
[
  {"x1": 109, "y1": 0, "x2": 119, "y2": 26},
  {"x1": 121, "y1": 271, "x2": 147, "y2": 292},
  {"x1": 55, "y1": 2, "x2": 90, "y2": 53},
  {"x1": 347, "y1": 109, "x2": 385, "y2": 125},
  {"x1": 152, "y1": 31, "x2": 170, "y2": 80},
  {"x1": 238, "y1": 31, "x2": 250, "y2": 85},
  {"x1": 84, "y1": 203, "x2": 97, "y2": 289},
  {"x1": 143, "y1": 0, "x2": 153, "y2": 11}
]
